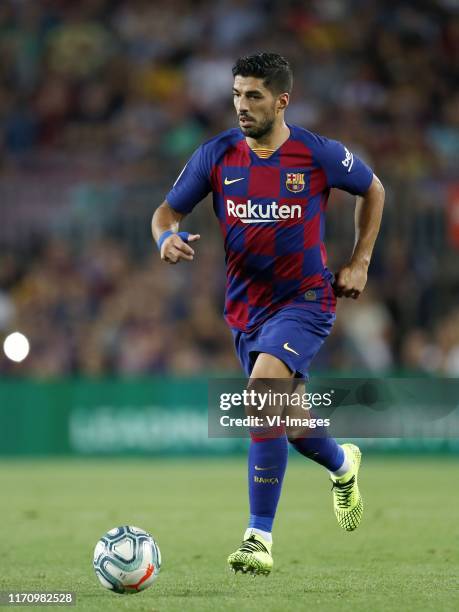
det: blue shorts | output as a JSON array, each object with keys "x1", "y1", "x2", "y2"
[{"x1": 232, "y1": 305, "x2": 335, "y2": 379}]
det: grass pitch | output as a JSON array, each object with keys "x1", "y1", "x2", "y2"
[{"x1": 0, "y1": 456, "x2": 457, "y2": 612}]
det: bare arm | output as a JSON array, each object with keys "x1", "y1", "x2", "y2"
[
  {"x1": 151, "y1": 201, "x2": 200, "y2": 264},
  {"x1": 334, "y1": 174, "x2": 385, "y2": 298}
]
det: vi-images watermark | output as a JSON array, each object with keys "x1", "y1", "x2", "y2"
[
  {"x1": 218, "y1": 389, "x2": 334, "y2": 429},
  {"x1": 209, "y1": 377, "x2": 459, "y2": 438}
]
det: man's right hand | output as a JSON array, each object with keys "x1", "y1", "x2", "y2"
[{"x1": 161, "y1": 233, "x2": 200, "y2": 264}]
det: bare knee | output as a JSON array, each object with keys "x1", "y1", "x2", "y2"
[{"x1": 243, "y1": 354, "x2": 295, "y2": 420}]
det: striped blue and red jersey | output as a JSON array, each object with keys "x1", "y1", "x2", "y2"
[{"x1": 166, "y1": 124, "x2": 373, "y2": 332}]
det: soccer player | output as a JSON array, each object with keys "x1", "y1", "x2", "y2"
[{"x1": 152, "y1": 53, "x2": 384, "y2": 575}]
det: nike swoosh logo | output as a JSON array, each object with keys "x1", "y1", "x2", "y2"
[
  {"x1": 283, "y1": 342, "x2": 300, "y2": 356},
  {"x1": 224, "y1": 177, "x2": 245, "y2": 185},
  {"x1": 254, "y1": 465, "x2": 278, "y2": 471}
]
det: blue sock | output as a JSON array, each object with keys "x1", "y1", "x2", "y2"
[
  {"x1": 248, "y1": 433, "x2": 288, "y2": 533},
  {"x1": 289, "y1": 427, "x2": 344, "y2": 471}
]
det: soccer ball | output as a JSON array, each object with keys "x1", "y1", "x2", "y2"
[{"x1": 93, "y1": 526, "x2": 161, "y2": 594}]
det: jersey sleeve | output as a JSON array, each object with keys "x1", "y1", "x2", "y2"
[
  {"x1": 165, "y1": 145, "x2": 211, "y2": 214},
  {"x1": 313, "y1": 136, "x2": 373, "y2": 195}
]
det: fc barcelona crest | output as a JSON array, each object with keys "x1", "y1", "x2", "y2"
[{"x1": 286, "y1": 173, "x2": 305, "y2": 193}]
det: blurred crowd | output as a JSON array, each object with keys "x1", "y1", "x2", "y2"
[
  {"x1": 0, "y1": 237, "x2": 238, "y2": 375},
  {"x1": 1, "y1": 0, "x2": 459, "y2": 377}
]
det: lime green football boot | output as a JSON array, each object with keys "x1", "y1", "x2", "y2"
[
  {"x1": 330, "y1": 443, "x2": 363, "y2": 532},
  {"x1": 227, "y1": 530, "x2": 273, "y2": 576}
]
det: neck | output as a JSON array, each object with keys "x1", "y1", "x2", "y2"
[{"x1": 246, "y1": 120, "x2": 290, "y2": 150}]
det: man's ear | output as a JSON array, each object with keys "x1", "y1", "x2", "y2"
[{"x1": 277, "y1": 93, "x2": 289, "y2": 111}]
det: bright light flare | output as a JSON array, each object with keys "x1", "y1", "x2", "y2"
[{"x1": 3, "y1": 332, "x2": 30, "y2": 362}]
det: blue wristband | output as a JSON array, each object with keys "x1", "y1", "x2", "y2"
[{"x1": 157, "y1": 230, "x2": 190, "y2": 251}]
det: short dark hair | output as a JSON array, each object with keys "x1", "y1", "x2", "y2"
[{"x1": 232, "y1": 53, "x2": 293, "y2": 95}]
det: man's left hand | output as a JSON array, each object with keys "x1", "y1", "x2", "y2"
[{"x1": 333, "y1": 262, "x2": 368, "y2": 299}]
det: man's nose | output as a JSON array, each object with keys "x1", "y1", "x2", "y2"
[{"x1": 238, "y1": 96, "x2": 249, "y2": 113}]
